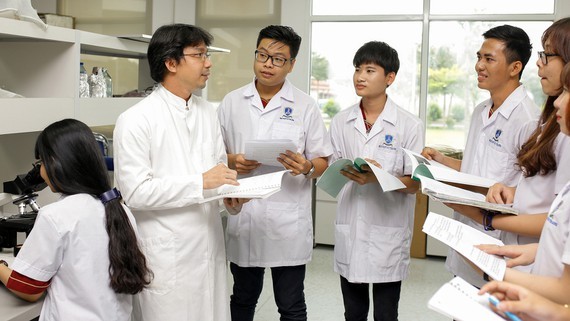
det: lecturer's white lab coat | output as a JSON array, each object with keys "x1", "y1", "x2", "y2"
[{"x1": 113, "y1": 85, "x2": 230, "y2": 321}]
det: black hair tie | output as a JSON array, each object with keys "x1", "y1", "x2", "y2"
[{"x1": 99, "y1": 188, "x2": 122, "y2": 204}]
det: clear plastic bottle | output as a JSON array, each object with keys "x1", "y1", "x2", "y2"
[
  {"x1": 102, "y1": 68, "x2": 113, "y2": 98},
  {"x1": 79, "y1": 62, "x2": 90, "y2": 98},
  {"x1": 88, "y1": 67, "x2": 106, "y2": 98}
]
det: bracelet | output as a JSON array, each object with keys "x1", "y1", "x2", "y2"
[
  {"x1": 483, "y1": 272, "x2": 490, "y2": 281},
  {"x1": 483, "y1": 210, "x2": 496, "y2": 231},
  {"x1": 0, "y1": 260, "x2": 8, "y2": 267},
  {"x1": 303, "y1": 160, "x2": 315, "y2": 177}
]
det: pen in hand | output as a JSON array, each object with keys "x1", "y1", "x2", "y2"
[{"x1": 488, "y1": 295, "x2": 522, "y2": 321}]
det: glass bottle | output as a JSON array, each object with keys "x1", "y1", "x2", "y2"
[
  {"x1": 79, "y1": 62, "x2": 90, "y2": 98},
  {"x1": 88, "y1": 67, "x2": 106, "y2": 98},
  {"x1": 102, "y1": 68, "x2": 113, "y2": 98}
]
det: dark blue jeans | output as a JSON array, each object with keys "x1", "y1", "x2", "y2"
[
  {"x1": 229, "y1": 262, "x2": 307, "y2": 321},
  {"x1": 340, "y1": 276, "x2": 401, "y2": 321}
]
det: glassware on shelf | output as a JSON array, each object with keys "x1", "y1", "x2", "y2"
[
  {"x1": 79, "y1": 62, "x2": 90, "y2": 98},
  {"x1": 102, "y1": 68, "x2": 113, "y2": 98},
  {"x1": 88, "y1": 67, "x2": 107, "y2": 98}
]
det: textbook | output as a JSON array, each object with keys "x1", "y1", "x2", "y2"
[
  {"x1": 418, "y1": 176, "x2": 519, "y2": 215},
  {"x1": 403, "y1": 148, "x2": 496, "y2": 188},
  {"x1": 316, "y1": 158, "x2": 405, "y2": 198},
  {"x1": 423, "y1": 212, "x2": 506, "y2": 281},
  {"x1": 428, "y1": 276, "x2": 510, "y2": 321},
  {"x1": 199, "y1": 170, "x2": 288, "y2": 203}
]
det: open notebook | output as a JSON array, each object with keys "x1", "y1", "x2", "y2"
[
  {"x1": 428, "y1": 276, "x2": 510, "y2": 321},
  {"x1": 199, "y1": 170, "x2": 288, "y2": 203}
]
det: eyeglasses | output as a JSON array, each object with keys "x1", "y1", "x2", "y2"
[
  {"x1": 254, "y1": 50, "x2": 292, "y2": 67},
  {"x1": 183, "y1": 52, "x2": 211, "y2": 61},
  {"x1": 33, "y1": 159, "x2": 42, "y2": 167},
  {"x1": 538, "y1": 51, "x2": 559, "y2": 65}
]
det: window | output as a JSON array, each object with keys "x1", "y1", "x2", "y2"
[
  {"x1": 430, "y1": 0, "x2": 554, "y2": 15},
  {"x1": 312, "y1": 0, "x2": 423, "y2": 15}
]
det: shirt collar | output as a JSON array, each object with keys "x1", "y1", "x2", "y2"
[
  {"x1": 156, "y1": 84, "x2": 194, "y2": 112},
  {"x1": 494, "y1": 84, "x2": 527, "y2": 119},
  {"x1": 346, "y1": 96, "x2": 397, "y2": 125},
  {"x1": 243, "y1": 78, "x2": 295, "y2": 108}
]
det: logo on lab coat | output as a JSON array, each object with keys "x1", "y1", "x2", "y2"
[
  {"x1": 489, "y1": 128, "x2": 503, "y2": 147},
  {"x1": 384, "y1": 134, "x2": 394, "y2": 145},
  {"x1": 280, "y1": 107, "x2": 295, "y2": 121}
]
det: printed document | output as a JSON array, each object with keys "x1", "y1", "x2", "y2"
[
  {"x1": 428, "y1": 276, "x2": 509, "y2": 321},
  {"x1": 244, "y1": 139, "x2": 297, "y2": 167},
  {"x1": 199, "y1": 170, "x2": 288, "y2": 203},
  {"x1": 423, "y1": 212, "x2": 506, "y2": 281}
]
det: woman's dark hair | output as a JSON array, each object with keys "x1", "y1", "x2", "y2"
[
  {"x1": 35, "y1": 119, "x2": 152, "y2": 294},
  {"x1": 517, "y1": 18, "x2": 570, "y2": 177},
  {"x1": 148, "y1": 23, "x2": 213, "y2": 83}
]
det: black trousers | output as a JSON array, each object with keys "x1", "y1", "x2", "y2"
[
  {"x1": 340, "y1": 275, "x2": 402, "y2": 321},
  {"x1": 230, "y1": 262, "x2": 307, "y2": 321}
]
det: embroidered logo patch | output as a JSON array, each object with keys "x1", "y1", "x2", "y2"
[
  {"x1": 384, "y1": 134, "x2": 394, "y2": 145},
  {"x1": 280, "y1": 107, "x2": 295, "y2": 121},
  {"x1": 493, "y1": 129, "x2": 502, "y2": 141}
]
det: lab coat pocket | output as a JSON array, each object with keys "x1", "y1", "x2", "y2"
[
  {"x1": 483, "y1": 148, "x2": 508, "y2": 183},
  {"x1": 264, "y1": 201, "x2": 299, "y2": 240},
  {"x1": 374, "y1": 147, "x2": 403, "y2": 177},
  {"x1": 200, "y1": 144, "x2": 217, "y2": 167},
  {"x1": 226, "y1": 213, "x2": 240, "y2": 238},
  {"x1": 334, "y1": 224, "x2": 351, "y2": 264},
  {"x1": 368, "y1": 225, "x2": 410, "y2": 270},
  {"x1": 140, "y1": 234, "x2": 177, "y2": 295}
]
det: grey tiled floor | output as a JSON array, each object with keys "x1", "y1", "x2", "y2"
[{"x1": 228, "y1": 245, "x2": 453, "y2": 321}]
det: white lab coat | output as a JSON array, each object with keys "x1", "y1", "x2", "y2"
[
  {"x1": 12, "y1": 194, "x2": 134, "y2": 321},
  {"x1": 501, "y1": 126, "x2": 570, "y2": 259},
  {"x1": 329, "y1": 98, "x2": 424, "y2": 283},
  {"x1": 446, "y1": 85, "x2": 540, "y2": 287},
  {"x1": 532, "y1": 181, "x2": 570, "y2": 277},
  {"x1": 217, "y1": 79, "x2": 332, "y2": 267},
  {"x1": 113, "y1": 85, "x2": 230, "y2": 321}
]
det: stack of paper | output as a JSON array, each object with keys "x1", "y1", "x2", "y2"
[
  {"x1": 244, "y1": 139, "x2": 297, "y2": 167},
  {"x1": 428, "y1": 276, "x2": 509, "y2": 321},
  {"x1": 199, "y1": 170, "x2": 288, "y2": 203}
]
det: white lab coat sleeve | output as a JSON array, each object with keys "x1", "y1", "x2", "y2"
[
  {"x1": 328, "y1": 113, "x2": 344, "y2": 163},
  {"x1": 113, "y1": 112, "x2": 204, "y2": 210},
  {"x1": 11, "y1": 212, "x2": 63, "y2": 282},
  {"x1": 402, "y1": 120, "x2": 424, "y2": 176},
  {"x1": 216, "y1": 98, "x2": 231, "y2": 154}
]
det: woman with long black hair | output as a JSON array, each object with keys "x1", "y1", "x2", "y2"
[{"x1": 0, "y1": 118, "x2": 151, "y2": 320}]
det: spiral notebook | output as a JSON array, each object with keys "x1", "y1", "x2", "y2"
[
  {"x1": 199, "y1": 170, "x2": 288, "y2": 203},
  {"x1": 428, "y1": 276, "x2": 508, "y2": 321}
]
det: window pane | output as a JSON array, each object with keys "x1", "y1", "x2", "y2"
[
  {"x1": 311, "y1": 22, "x2": 422, "y2": 126},
  {"x1": 312, "y1": 0, "x2": 422, "y2": 15},
  {"x1": 426, "y1": 21, "x2": 551, "y2": 150},
  {"x1": 430, "y1": 0, "x2": 554, "y2": 15}
]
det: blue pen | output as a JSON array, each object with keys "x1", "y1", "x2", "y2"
[{"x1": 488, "y1": 295, "x2": 523, "y2": 321}]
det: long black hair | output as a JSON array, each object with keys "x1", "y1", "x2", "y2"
[{"x1": 35, "y1": 119, "x2": 152, "y2": 294}]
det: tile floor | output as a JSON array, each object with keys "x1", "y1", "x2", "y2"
[{"x1": 227, "y1": 245, "x2": 454, "y2": 321}]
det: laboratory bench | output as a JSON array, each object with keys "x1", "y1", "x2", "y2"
[{"x1": 0, "y1": 250, "x2": 42, "y2": 321}]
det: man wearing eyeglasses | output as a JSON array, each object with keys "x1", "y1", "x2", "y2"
[
  {"x1": 217, "y1": 25, "x2": 332, "y2": 321},
  {"x1": 114, "y1": 24, "x2": 238, "y2": 321}
]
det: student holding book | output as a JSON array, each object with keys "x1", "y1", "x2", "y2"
[
  {"x1": 422, "y1": 25, "x2": 540, "y2": 288},
  {"x1": 478, "y1": 65, "x2": 570, "y2": 306},
  {"x1": 443, "y1": 19, "x2": 570, "y2": 272},
  {"x1": 328, "y1": 41, "x2": 423, "y2": 321}
]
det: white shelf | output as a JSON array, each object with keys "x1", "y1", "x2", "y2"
[
  {"x1": 0, "y1": 98, "x2": 74, "y2": 134},
  {"x1": 78, "y1": 97, "x2": 143, "y2": 127},
  {"x1": 0, "y1": 17, "x2": 75, "y2": 43}
]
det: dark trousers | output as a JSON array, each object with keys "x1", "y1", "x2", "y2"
[
  {"x1": 340, "y1": 275, "x2": 401, "y2": 321},
  {"x1": 230, "y1": 262, "x2": 307, "y2": 321}
]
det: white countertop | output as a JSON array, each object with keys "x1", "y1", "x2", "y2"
[{"x1": 0, "y1": 250, "x2": 43, "y2": 321}]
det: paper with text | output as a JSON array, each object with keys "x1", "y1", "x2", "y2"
[
  {"x1": 418, "y1": 176, "x2": 518, "y2": 215},
  {"x1": 244, "y1": 139, "x2": 297, "y2": 167},
  {"x1": 403, "y1": 148, "x2": 496, "y2": 188},
  {"x1": 199, "y1": 170, "x2": 288, "y2": 203},
  {"x1": 428, "y1": 276, "x2": 508, "y2": 321},
  {"x1": 316, "y1": 158, "x2": 405, "y2": 198},
  {"x1": 423, "y1": 212, "x2": 506, "y2": 281}
]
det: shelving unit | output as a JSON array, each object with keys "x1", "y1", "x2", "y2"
[{"x1": 0, "y1": 17, "x2": 150, "y2": 135}]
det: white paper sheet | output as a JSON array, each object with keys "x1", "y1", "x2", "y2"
[{"x1": 244, "y1": 139, "x2": 297, "y2": 167}]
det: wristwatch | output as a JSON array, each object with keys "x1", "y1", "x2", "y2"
[
  {"x1": 303, "y1": 160, "x2": 315, "y2": 177},
  {"x1": 0, "y1": 259, "x2": 8, "y2": 267}
]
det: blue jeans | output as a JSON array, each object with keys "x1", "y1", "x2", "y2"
[
  {"x1": 340, "y1": 276, "x2": 401, "y2": 321},
  {"x1": 229, "y1": 262, "x2": 307, "y2": 321}
]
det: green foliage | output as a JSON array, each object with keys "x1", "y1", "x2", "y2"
[
  {"x1": 428, "y1": 103, "x2": 442, "y2": 122},
  {"x1": 445, "y1": 117, "x2": 456, "y2": 129},
  {"x1": 322, "y1": 99, "x2": 340, "y2": 118},
  {"x1": 311, "y1": 52, "x2": 329, "y2": 81},
  {"x1": 450, "y1": 105, "x2": 465, "y2": 122}
]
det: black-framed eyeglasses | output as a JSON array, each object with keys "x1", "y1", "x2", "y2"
[
  {"x1": 538, "y1": 51, "x2": 559, "y2": 65},
  {"x1": 183, "y1": 52, "x2": 211, "y2": 61},
  {"x1": 33, "y1": 159, "x2": 42, "y2": 167},
  {"x1": 254, "y1": 50, "x2": 292, "y2": 67}
]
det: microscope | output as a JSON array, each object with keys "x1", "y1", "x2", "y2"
[{"x1": 0, "y1": 162, "x2": 47, "y2": 254}]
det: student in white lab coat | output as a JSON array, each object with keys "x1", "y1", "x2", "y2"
[
  {"x1": 328, "y1": 41, "x2": 423, "y2": 321},
  {"x1": 217, "y1": 25, "x2": 332, "y2": 321},
  {"x1": 0, "y1": 119, "x2": 151, "y2": 321},
  {"x1": 113, "y1": 24, "x2": 238, "y2": 321},
  {"x1": 422, "y1": 25, "x2": 540, "y2": 288},
  {"x1": 444, "y1": 19, "x2": 570, "y2": 274},
  {"x1": 478, "y1": 65, "x2": 570, "y2": 306}
]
